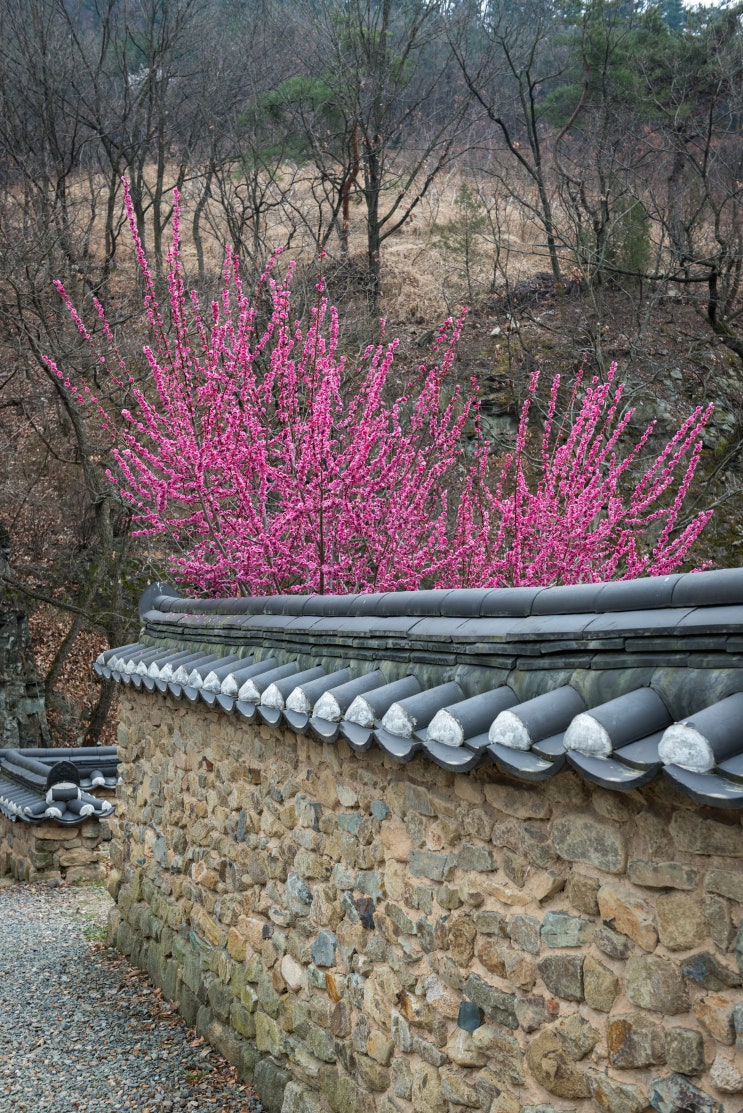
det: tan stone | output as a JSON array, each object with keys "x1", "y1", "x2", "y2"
[
  {"x1": 380, "y1": 818, "x2": 411, "y2": 862},
  {"x1": 190, "y1": 903, "x2": 227, "y2": 948},
  {"x1": 488, "y1": 1096, "x2": 520, "y2": 1113},
  {"x1": 504, "y1": 950, "x2": 537, "y2": 991},
  {"x1": 568, "y1": 873, "x2": 601, "y2": 916},
  {"x1": 598, "y1": 883, "x2": 658, "y2": 951},
  {"x1": 454, "y1": 778, "x2": 484, "y2": 805},
  {"x1": 695, "y1": 994, "x2": 736, "y2": 1044},
  {"x1": 525, "y1": 1029, "x2": 591, "y2": 1099},
  {"x1": 483, "y1": 879, "x2": 531, "y2": 907},
  {"x1": 484, "y1": 783, "x2": 551, "y2": 819},
  {"x1": 445, "y1": 1028, "x2": 489, "y2": 1067},
  {"x1": 711, "y1": 1052, "x2": 743, "y2": 1093},
  {"x1": 367, "y1": 1030, "x2": 394, "y2": 1066},
  {"x1": 477, "y1": 938, "x2": 507, "y2": 976},
  {"x1": 281, "y1": 954, "x2": 305, "y2": 991},
  {"x1": 584, "y1": 955, "x2": 620, "y2": 1013},
  {"x1": 411, "y1": 1062, "x2": 447, "y2": 1113},
  {"x1": 226, "y1": 927, "x2": 246, "y2": 962},
  {"x1": 58, "y1": 846, "x2": 98, "y2": 868},
  {"x1": 448, "y1": 915, "x2": 477, "y2": 965},
  {"x1": 529, "y1": 869, "x2": 566, "y2": 903},
  {"x1": 237, "y1": 915, "x2": 265, "y2": 953},
  {"x1": 655, "y1": 893, "x2": 706, "y2": 951}
]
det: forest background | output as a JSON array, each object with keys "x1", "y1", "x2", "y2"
[{"x1": 1, "y1": 0, "x2": 742, "y2": 744}]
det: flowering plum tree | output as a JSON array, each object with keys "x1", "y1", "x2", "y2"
[{"x1": 47, "y1": 186, "x2": 713, "y2": 595}]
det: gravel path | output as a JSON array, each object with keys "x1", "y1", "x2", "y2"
[{"x1": 0, "y1": 881, "x2": 264, "y2": 1113}]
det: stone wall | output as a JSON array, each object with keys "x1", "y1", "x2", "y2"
[
  {"x1": 109, "y1": 691, "x2": 743, "y2": 1113},
  {"x1": 0, "y1": 807, "x2": 113, "y2": 882}
]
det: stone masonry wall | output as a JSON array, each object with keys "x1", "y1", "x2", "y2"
[
  {"x1": 0, "y1": 809, "x2": 112, "y2": 882},
  {"x1": 109, "y1": 691, "x2": 743, "y2": 1113}
]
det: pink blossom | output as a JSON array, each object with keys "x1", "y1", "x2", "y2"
[{"x1": 52, "y1": 187, "x2": 713, "y2": 594}]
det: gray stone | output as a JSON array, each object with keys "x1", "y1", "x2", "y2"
[
  {"x1": 735, "y1": 920, "x2": 743, "y2": 976},
  {"x1": 286, "y1": 873, "x2": 313, "y2": 915},
  {"x1": 541, "y1": 912, "x2": 594, "y2": 948},
  {"x1": 552, "y1": 815, "x2": 626, "y2": 874},
  {"x1": 595, "y1": 923, "x2": 631, "y2": 960},
  {"x1": 509, "y1": 914, "x2": 541, "y2": 954},
  {"x1": 354, "y1": 1054, "x2": 390, "y2": 1092},
  {"x1": 626, "y1": 955, "x2": 689, "y2": 1015},
  {"x1": 670, "y1": 812, "x2": 743, "y2": 857},
  {"x1": 310, "y1": 931, "x2": 337, "y2": 968},
  {"x1": 331, "y1": 862, "x2": 354, "y2": 890},
  {"x1": 462, "y1": 973, "x2": 518, "y2": 1029},
  {"x1": 255, "y1": 1060, "x2": 291, "y2": 1113},
  {"x1": 473, "y1": 909, "x2": 508, "y2": 936},
  {"x1": 681, "y1": 951, "x2": 741, "y2": 990},
  {"x1": 706, "y1": 868, "x2": 743, "y2": 905},
  {"x1": 537, "y1": 955, "x2": 584, "y2": 1002},
  {"x1": 318, "y1": 1066, "x2": 367, "y2": 1113},
  {"x1": 649, "y1": 1074, "x2": 724, "y2": 1113},
  {"x1": 386, "y1": 903, "x2": 416, "y2": 936},
  {"x1": 471, "y1": 1026, "x2": 524, "y2": 1085},
  {"x1": 408, "y1": 849, "x2": 453, "y2": 881},
  {"x1": 706, "y1": 896, "x2": 735, "y2": 952},
  {"x1": 411, "y1": 1036, "x2": 447, "y2": 1067},
  {"x1": 523, "y1": 1108, "x2": 576, "y2": 1113},
  {"x1": 355, "y1": 869, "x2": 384, "y2": 902},
  {"x1": 370, "y1": 800, "x2": 390, "y2": 820},
  {"x1": 628, "y1": 859, "x2": 699, "y2": 890},
  {"x1": 456, "y1": 842, "x2": 494, "y2": 872},
  {"x1": 608, "y1": 1012, "x2": 667, "y2": 1069},
  {"x1": 457, "y1": 1000, "x2": 482, "y2": 1032},
  {"x1": 655, "y1": 893, "x2": 706, "y2": 951},
  {"x1": 337, "y1": 814, "x2": 363, "y2": 835},
  {"x1": 666, "y1": 1027, "x2": 706, "y2": 1075},
  {"x1": 589, "y1": 1074, "x2": 651, "y2": 1113}
]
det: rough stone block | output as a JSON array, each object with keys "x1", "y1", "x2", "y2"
[
  {"x1": 589, "y1": 1073, "x2": 651, "y2": 1113},
  {"x1": 552, "y1": 815, "x2": 626, "y2": 874},
  {"x1": 648, "y1": 1073, "x2": 724, "y2": 1113},
  {"x1": 655, "y1": 893, "x2": 706, "y2": 951},
  {"x1": 255, "y1": 1060, "x2": 292, "y2": 1113},
  {"x1": 626, "y1": 955, "x2": 689, "y2": 1015},
  {"x1": 541, "y1": 912, "x2": 594, "y2": 948},
  {"x1": 509, "y1": 914, "x2": 541, "y2": 955},
  {"x1": 525, "y1": 1030, "x2": 591, "y2": 1100},
  {"x1": 537, "y1": 955, "x2": 584, "y2": 1002},
  {"x1": 694, "y1": 994, "x2": 735, "y2": 1044},
  {"x1": 598, "y1": 883, "x2": 657, "y2": 952},
  {"x1": 583, "y1": 955, "x2": 619, "y2": 1013},
  {"x1": 554, "y1": 1013, "x2": 600, "y2": 1060},
  {"x1": 670, "y1": 812, "x2": 743, "y2": 857},
  {"x1": 439, "y1": 1068, "x2": 479, "y2": 1108},
  {"x1": 608, "y1": 1012, "x2": 667, "y2": 1068},
  {"x1": 628, "y1": 859, "x2": 698, "y2": 890},
  {"x1": 566, "y1": 873, "x2": 601, "y2": 915},
  {"x1": 666, "y1": 1027, "x2": 706, "y2": 1076}
]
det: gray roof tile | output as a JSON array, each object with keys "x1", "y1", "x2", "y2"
[{"x1": 99, "y1": 570, "x2": 743, "y2": 808}]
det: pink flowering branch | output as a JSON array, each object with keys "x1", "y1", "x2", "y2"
[{"x1": 48, "y1": 185, "x2": 713, "y2": 594}]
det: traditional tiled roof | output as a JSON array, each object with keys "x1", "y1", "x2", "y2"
[
  {"x1": 0, "y1": 747, "x2": 118, "y2": 824},
  {"x1": 97, "y1": 570, "x2": 743, "y2": 808}
]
